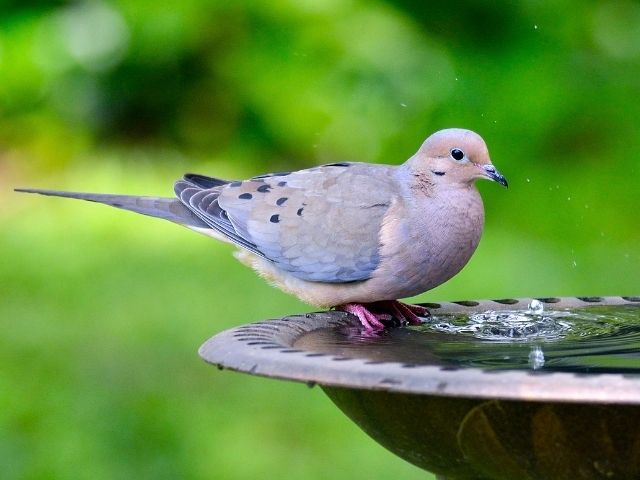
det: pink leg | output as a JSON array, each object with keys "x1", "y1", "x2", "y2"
[{"x1": 337, "y1": 303, "x2": 390, "y2": 330}]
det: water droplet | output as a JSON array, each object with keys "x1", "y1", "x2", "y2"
[
  {"x1": 400, "y1": 103, "x2": 407, "y2": 107},
  {"x1": 526, "y1": 178, "x2": 531, "y2": 182},
  {"x1": 528, "y1": 345, "x2": 545, "y2": 369},
  {"x1": 534, "y1": 24, "x2": 539, "y2": 30},
  {"x1": 572, "y1": 260, "x2": 578, "y2": 267},
  {"x1": 567, "y1": 196, "x2": 571, "y2": 201},
  {"x1": 528, "y1": 299, "x2": 544, "y2": 314}
]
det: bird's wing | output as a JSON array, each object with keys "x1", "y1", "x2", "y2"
[{"x1": 174, "y1": 164, "x2": 398, "y2": 283}]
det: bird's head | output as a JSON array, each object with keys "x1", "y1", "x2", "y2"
[{"x1": 407, "y1": 128, "x2": 508, "y2": 189}]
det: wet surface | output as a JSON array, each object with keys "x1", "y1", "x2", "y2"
[{"x1": 294, "y1": 304, "x2": 640, "y2": 373}]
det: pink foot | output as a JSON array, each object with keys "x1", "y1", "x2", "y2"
[
  {"x1": 337, "y1": 303, "x2": 391, "y2": 330},
  {"x1": 336, "y1": 301, "x2": 430, "y2": 330},
  {"x1": 371, "y1": 300, "x2": 430, "y2": 325}
]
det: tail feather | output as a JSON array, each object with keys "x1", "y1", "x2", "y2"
[{"x1": 14, "y1": 188, "x2": 208, "y2": 228}]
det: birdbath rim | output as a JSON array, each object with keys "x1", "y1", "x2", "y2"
[{"x1": 199, "y1": 296, "x2": 640, "y2": 404}]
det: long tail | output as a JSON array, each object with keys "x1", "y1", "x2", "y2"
[{"x1": 15, "y1": 188, "x2": 208, "y2": 228}]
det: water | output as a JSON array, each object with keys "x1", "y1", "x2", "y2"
[{"x1": 293, "y1": 305, "x2": 640, "y2": 373}]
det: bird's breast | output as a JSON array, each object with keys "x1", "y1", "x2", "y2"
[{"x1": 371, "y1": 187, "x2": 485, "y2": 299}]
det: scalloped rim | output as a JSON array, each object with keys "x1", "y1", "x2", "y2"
[{"x1": 199, "y1": 296, "x2": 640, "y2": 403}]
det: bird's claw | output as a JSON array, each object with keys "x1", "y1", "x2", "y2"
[
  {"x1": 338, "y1": 303, "x2": 388, "y2": 330},
  {"x1": 336, "y1": 301, "x2": 430, "y2": 330}
]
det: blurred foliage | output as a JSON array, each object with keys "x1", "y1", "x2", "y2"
[{"x1": 2, "y1": 0, "x2": 640, "y2": 479}]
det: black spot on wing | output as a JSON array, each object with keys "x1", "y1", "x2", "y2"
[
  {"x1": 361, "y1": 202, "x2": 390, "y2": 209},
  {"x1": 270, "y1": 214, "x2": 280, "y2": 223},
  {"x1": 257, "y1": 184, "x2": 271, "y2": 193},
  {"x1": 297, "y1": 208, "x2": 304, "y2": 216},
  {"x1": 239, "y1": 193, "x2": 252, "y2": 200},
  {"x1": 276, "y1": 197, "x2": 288, "y2": 206}
]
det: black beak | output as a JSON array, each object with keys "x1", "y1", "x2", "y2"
[{"x1": 481, "y1": 164, "x2": 508, "y2": 188}]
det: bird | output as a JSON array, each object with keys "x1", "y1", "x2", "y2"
[{"x1": 16, "y1": 128, "x2": 507, "y2": 330}]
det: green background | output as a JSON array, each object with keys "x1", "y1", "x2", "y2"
[{"x1": 3, "y1": 1, "x2": 639, "y2": 478}]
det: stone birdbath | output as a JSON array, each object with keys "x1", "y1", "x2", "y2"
[{"x1": 199, "y1": 296, "x2": 640, "y2": 480}]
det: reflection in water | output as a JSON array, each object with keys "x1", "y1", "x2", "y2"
[{"x1": 293, "y1": 305, "x2": 640, "y2": 373}]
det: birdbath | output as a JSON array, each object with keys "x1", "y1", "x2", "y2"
[{"x1": 199, "y1": 296, "x2": 640, "y2": 480}]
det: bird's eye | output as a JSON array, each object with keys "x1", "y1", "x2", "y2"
[{"x1": 450, "y1": 148, "x2": 465, "y2": 161}]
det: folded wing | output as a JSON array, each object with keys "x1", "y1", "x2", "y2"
[{"x1": 174, "y1": 165, "x2": 397, "y2": 283}]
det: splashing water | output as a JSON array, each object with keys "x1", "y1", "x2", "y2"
[
  {"x1": 429, "y1": 299, "x2": 577, "y2": 342},
  {"x1": 528, "y1": 299, "x2": 544, "y2": 314},
  {"x1": 528, "y1": 345, "x2": 545, "y2": 369},
  {"x1": 295, "y1": 304, "x2": 640, "y2": 372}
]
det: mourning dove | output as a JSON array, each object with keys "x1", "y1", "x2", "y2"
[{"x1": 16, "y1": 128, "x2": 507, "y2": 329}]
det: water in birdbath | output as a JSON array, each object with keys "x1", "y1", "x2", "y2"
[{"x1": 293, "y1": 303, "x2": 640, "y2": 373}]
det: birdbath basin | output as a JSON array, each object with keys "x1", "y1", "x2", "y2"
[{"x1": 199, "y1": 296, "x2": 640, "y2": 480}]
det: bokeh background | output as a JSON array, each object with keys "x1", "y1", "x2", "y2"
[{"x1": 3, "y1": 1, "x2": 640, "y2": 478}]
